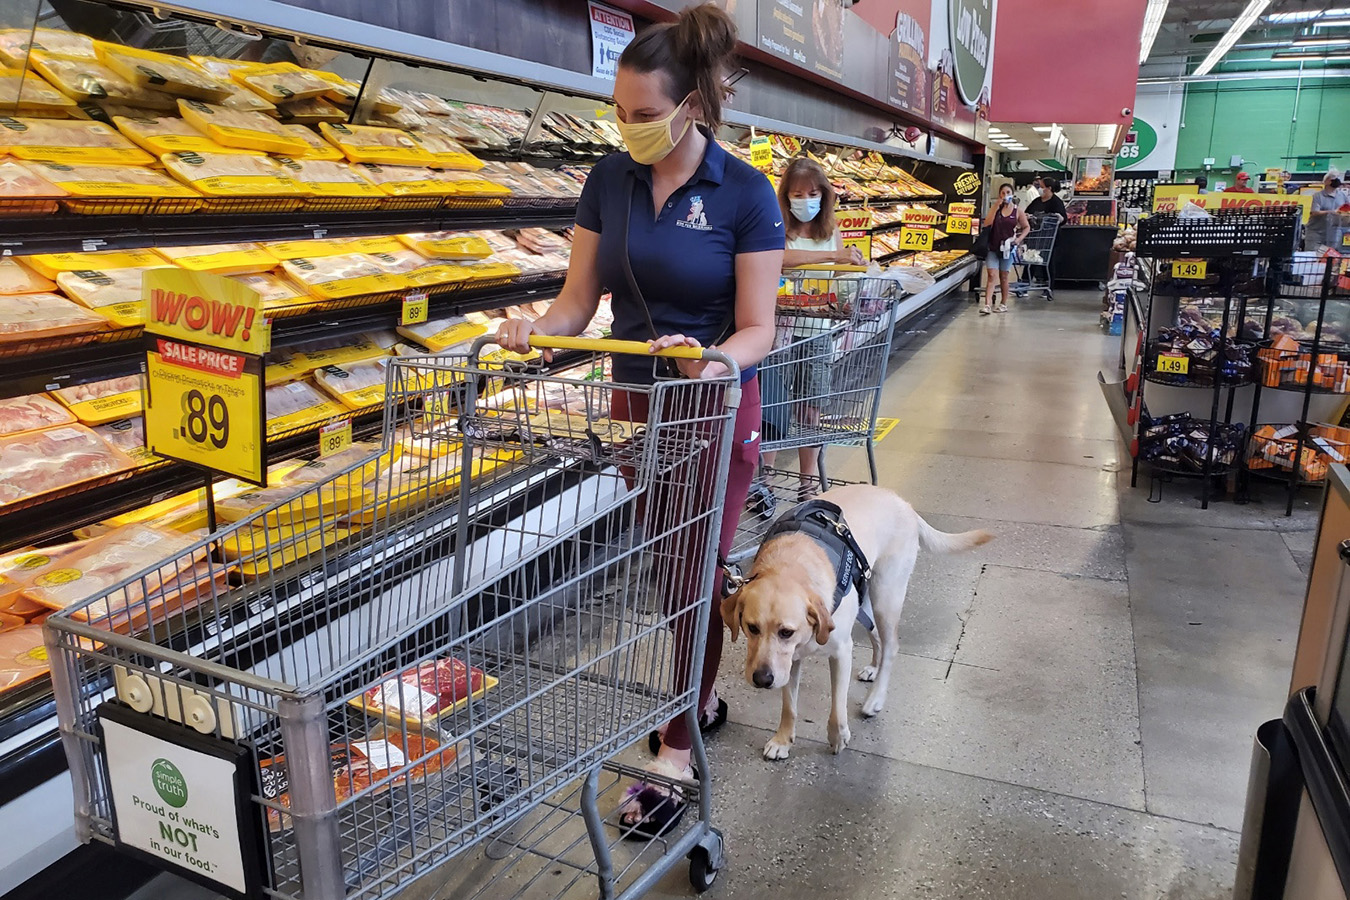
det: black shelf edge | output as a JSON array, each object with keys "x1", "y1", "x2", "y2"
[
  {"x1": 1142, "y1": 372, "x2": 1256, "y2": 389},
  {"x1": 0, "y1": 202, "x2": 577, "y2": 256},
  {"x1": 840, "y1": 196, "x2": 943, "y2": 208}
]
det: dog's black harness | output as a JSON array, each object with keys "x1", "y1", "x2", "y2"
[{"x1": 750, "y1": 500, "x2": 874, "y2": 628}]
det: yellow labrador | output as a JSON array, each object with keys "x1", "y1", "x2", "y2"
[{"x1": 723, "y1": 484, "x2": 993, "y2": 759}]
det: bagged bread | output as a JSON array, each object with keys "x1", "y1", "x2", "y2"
[
  {"x1": 155, "y1": 243, "x2": 276, "y2": 275},
  {"x1": 0, "y1": 292, "x2": 106, "y2": 343},
  {"x1": 0, "y1": 394, "x2": 74, "y2": 437},
  {"x1": 265, "y1": 379, "x2": 348, "y2": 435},
  {"x1": 0, "y1": 115, "x2": 154, "y2": 165},
  {"x1": 23, "y1": 248, "x2": 164, "y2": 279},
  {"x1": 177, "y1": 99, "x2": 310, "y2": 155},
  {"x1": 161, "y1": 150, "x2": 307, "y2": 200},
  {"x1": 0, "y1": 423, "x2": 135, "y2": 506},
  {"x1": 0, "y1": 66, "x2": 78, "y2": 116},
  {"x1": 398, "y1": 232, "x2": 493, "y2": 260},
  {"x1": 112, "y1": 114, "x2": 264, "y2": 156},
  {"x1": 229, "y1": 62, "x2": 331, "y2": 103},
  {"x1": 274, "y1": 157, "x2": 385, "y2": 204},
  {"x1": 95, "y1": 44, "x2": 234, "y2": 102},
  {"x1": 0, "y1": 258, "x2": 55, "y2": 295},
  {"x1": 28, "y1": 53, "x2": 176, "y2": 110},
  {"x1": 318, "y1": 122, "x2": 435, "y2": 166},
  {"x1": 25, "y1": 161, "x2": 201, "y2": 214},
  {"x1": 57, "y1": 268, "x2": 164, "y2": 329},
  {"x1": 275, "y1": 96, "x2": 346, "y2": 125},
  {"x1": 0, "y1": 28, "x2": 97, "y2": 67},
  {"x1": 314, "y1": 357, "x2": 392, "y2": 410}
]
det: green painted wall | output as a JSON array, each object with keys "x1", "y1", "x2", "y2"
[{"x1": 1174, "y1": 78, "x2": 1350, "y2": 180}]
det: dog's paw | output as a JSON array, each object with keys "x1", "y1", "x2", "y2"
[
  {"x1": 763, "y1": 735, "x2": 793, "y2": 761},
  {"x1": 857, "y1": 665, "x2": 877, "y2": 683},
  {"x1": 860, "y1": 692, "x2": 885, "y2": 718},
  {"x1": 828, "y1": 722, "x2": 851, "y2": 754}
]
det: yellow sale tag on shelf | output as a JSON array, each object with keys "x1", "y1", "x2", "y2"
[
  {"x1": 949, "y1": 202, "x2": 976, "y2": 217},
  {"x1": 946, "y1": 216, "x2": 972, "y2": 235},
  {"x1": 1157, "y1": 354, "x2": 1189, "y2": 375},
  {"x1": 144, "y1": 338, "x2": 265, "y2": 484},
  {"x1": 401, "y1": 291, "x2": 429, "y2": 326},
  {"x1": 1172, "y1": 260, "x2": 1208, "y2": 280},
  {"x1": 901, "y1": 207, "x2": 944, "y2": 226},
  {"x1": 899, "y1": 226, "x2": 934, "y2": 251},
  {"x1": 319, "y1": 418, "x2": 352, "y2": 457},
  {"x1": 1342, "y1": 233, "x2": 1350, "y2": 248},
  {"x1": 749, "y1": 136, "x2": 773, "y2": 170}
]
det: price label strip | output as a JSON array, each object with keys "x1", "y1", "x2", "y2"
[
  {"x1": 1171, "y1": 260, "x2": 1207, "y2": 280},
  {"x1": 1156, "y1": 353, "x2": 1190, "y2": 375},
  {"x1": 319, "y1": 418, "x2": 353, "y2": 457},
  {"x1": 144, "y1": 338, "x2": 265, "y2": 484},
  {"x1": 946, "y1": 216, "x2": 972, "y2": 235},
  {"x1": 401, "y1": 291, "x2": 429, "y2": 326},
  {"x1": 899, "y1": 226, "x2": 934, "y2": 252}
]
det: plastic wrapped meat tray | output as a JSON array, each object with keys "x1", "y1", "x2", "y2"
[
  {"x1": 0, "y1": 292, "x2": 107, "y2": 344},
  {"x1": 0, "y1": 424, "x2": 135, "y2": 507},
  {"x1": 0, "y1": 394, "x2": 74, "y2": 436},
  {"x1": 28, "y1": 53, "x2": 176, "y2": 110},
  {"x1": 275, "y1": 157, "x2": 385, "y2": 210},
  {"x1": 0, "y1": 258, "x2": 55, "y2": 295},
  {"x1": 26, "y1": 160, "x2": 201, "y2": 214},
  {"x1": 0, "y1": 116, "x2": 155, "y2": 165},
  {"x1": 350, "y1": 657, "x2": 496, "y2": 727}
]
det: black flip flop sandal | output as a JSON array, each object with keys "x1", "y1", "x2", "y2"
[
  {"x1": 647, "y1": 697, "x2": 728, "y2": 755},
  {"x1": 619, "y1": 782, "x2": 688, "y2": 841}
]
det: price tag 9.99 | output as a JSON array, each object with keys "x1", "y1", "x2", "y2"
[
  {"x1": 1171, "y1": 260, "x2": 1208, "y2": 280},
  {"x1": 946, "y1": 216, "x2": 972, "y2": 235},
  {"x1": 319, "y1": 418, "x2": 352, "y2": 457},
  {"x1": 899, "y1": 226, "x2": 934, "y2": 251}
]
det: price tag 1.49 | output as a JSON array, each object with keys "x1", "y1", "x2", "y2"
[
  {"x1": 319, "y1": 418, "x2": 352, "y2": 457},
  {"x1": 401, "y1": 292, "x2": 429, "y2": 326},
  {"x1": 899, "y1": 226, "x2": 934, "y2": 252},
  {"x1": 946, "y1": 216, "x2": 972, "y2": 235},
  {"x1": 1157, "y1": 354, "x2": 1189, "y2": 375},
  {"x1": 1171, "y1": 260, "x2": 1208, "y2": 280}
]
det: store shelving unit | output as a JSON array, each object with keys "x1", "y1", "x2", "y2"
[{"x1": 1129, "y1": 208, "x2": 1300, "y2": 509}]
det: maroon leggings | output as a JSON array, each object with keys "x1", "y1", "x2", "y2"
[{"x1": 612, "y1": 375, "x2": 761, "y2": 752}]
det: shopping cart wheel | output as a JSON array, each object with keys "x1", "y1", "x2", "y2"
[{"x1": 689, "y1": 847, "x2": 720, "y2": 892}]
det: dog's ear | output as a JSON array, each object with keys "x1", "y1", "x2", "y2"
[
  {"x1": 805, "y1": 589, "x2": 835, "y2": 645},
  {"x1": 721, "y1": 589, "x2": 742, "y2": 643}
]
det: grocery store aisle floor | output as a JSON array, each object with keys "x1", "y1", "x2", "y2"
[{"x1": 132, "y1": 289, "x2": 1316, "y2": 900}]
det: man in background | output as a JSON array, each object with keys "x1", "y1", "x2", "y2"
[
  {"x1": 1193, "y1": 175, "x2": 1209, "y2": 194},
  {"x1": 1225, "y1": 172, "x2": 1255, "y2": 193}
]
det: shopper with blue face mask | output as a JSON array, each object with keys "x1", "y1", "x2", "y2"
[{"x1": 779, "y1": 158, "x2": 865, "y2": 267}]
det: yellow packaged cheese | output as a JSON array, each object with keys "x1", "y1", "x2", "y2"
[
  {"x1": 161, "y1": 150, "x2": 307, "y2": 200},
  {"x1": 154, "y1": 243, "x2": 277, "y2": 275},
  {"x1": 94, "y1": 44, "x2": 234, "y2": 102},
  {"x1": 177, "y1": 98, "x2": 310, "y2": 155},
  {"x1": 23, "y1": 248, "x2": 165, "y2": 280},
  {"x1": 112, "y1": 114, "x2": 266, "y2": 156},
  {"x1": 318, "y1": 122, "x2": 435, "y2": 166},
  {"x1": 29, "y1": 52, "x2": 176, "y2": 110},
  {"x1": 0, "y1": 116, "x2": 154, "y2": 166},
  {"x1": 229, "y1": 62, "x2": 332, "y2": 103}
]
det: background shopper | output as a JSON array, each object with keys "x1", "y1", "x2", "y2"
[
  {"x1": 1309, "y1": 174, "x2": 1347, "y2": 252},
  {"x1": 495, "y1": 1, "x2": 784, "y2": 835},
  {"x1": 981, "y1": 182, "x2": 1030, "y2": 315},
  {"x1": 1225, "y1": 171, "x2": 1255, "y2": 193}
]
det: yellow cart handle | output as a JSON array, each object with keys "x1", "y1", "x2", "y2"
[
  {"x1": 784, "y1": 263, "x2": 870, "y2": 274},
  {"x1": 526, "y1": 335, "x2": 705, "y2": 360}
]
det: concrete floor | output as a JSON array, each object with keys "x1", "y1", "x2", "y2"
[{"x1": 132, "y1": 288, "x2": 1316, "y2": 900}]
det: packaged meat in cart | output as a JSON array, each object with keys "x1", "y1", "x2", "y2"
[
  {"x1": 0, "y1": 28, "x2": 97, "y2": 67},
  {"x1": 111, "y1": 114, "x2": 265, "y2": 156},
  {"x1": 27, "y1": 53, "x2": 177, "y2": 110},
  {"x1": 155, "y1": 243, "x2": 276, "y2": 275},
  {"x1": 0, "y1": 66, "x2": 78, "y2": 116},
  {"x1": 314, "y1": 357, "x2": 393, "y2": 410},
  {"x1": 0, "y1": 115, "x2": 155, "y2": 165},
  {"x1": 0, "y1": 626, "x2": 49, "y2": 692},
  {"x1": 0, "y1": 258, "x2": 55, "y2": 295},
  {"x1": 51, "y1": 374, "x2": 143, "y2": 425},
  {"x1": 318, "y1": 122, "x2": 436, "y2": 166},
  {"x1": 0, "y1": 394, "x2": 74, "y2": 437},
  {"x1": 0, "y1": 292, "x2": 108, "y2": 343},
  {"x1": 94, "y1": 44, "x2": 235, "y2": 102},
  {"x1": 0, "y1": 424, "x2": 136, "y2": 507},
  {"x1": 24, "y1": 161, "x2": 202, "y2": 214},
  {"x1": 352, "y1": 656, "x2": 497, "y2": 726},
  {"x1": 56, "y1": 268, "x2": 164, "y2": 328},
  {"x1": 176, "y1": 99, "x2": 311, "y2": 155},
  {"x1": 228, "y1": 61, "x2": 332, "y2": 103}
]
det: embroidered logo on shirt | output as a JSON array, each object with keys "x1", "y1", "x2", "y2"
[{"x1": 677, "y1": 195, "x2": 713, "y2": 231}]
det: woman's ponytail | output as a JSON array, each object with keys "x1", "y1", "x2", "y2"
[{"x1": 619, "y1": 2, "x2": 739, "y2": 130}]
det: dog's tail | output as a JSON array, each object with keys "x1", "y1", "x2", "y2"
[{"x1": 915, "y1": 514, "x2": 994, "y2": 555}]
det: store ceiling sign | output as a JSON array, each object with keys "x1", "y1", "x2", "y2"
[
  {"x1": 757, "y1": 0, "x2": 848, "y2": 81},
  {"x1": 887, "y1": 8, "x2": 930, "y2": 115},
  {"x1": 1116, "y1": 118, "x2": 1158, "y2": 171},
  {"x1": 588, "y1": 1, "x2": 635, "y2": 80},
  {"x1": 948, "y1": 0, "x2": 993, "y2": 107}
]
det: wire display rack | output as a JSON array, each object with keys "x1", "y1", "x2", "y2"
[
  {"x1": 45, "y1": 339, "x2": 739, "y2": 900},
  {"x1": 1136, "y1": 207, "x2": 1302, "y2": 258}
]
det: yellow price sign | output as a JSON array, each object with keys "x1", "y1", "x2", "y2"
[
  {"x1": 319, "y1": 418, "x2": 352, "y2": 457},
  {"x1": 901, "y1": 207, "x2": 944, "y2": 226},
  {"x1": 1156, "y1": 354, "x2": 1189, "y2": 375},
  {"x1": 946, "y1": 215, "x2": 972, "y2": 235},
  {"x1": 401, "y1": 291, "x2": 429, "y2": 325},
  {"x1": 899, "y1": 226, "x2": 934, "y2": 251},
  {"x1": 144, "y1": 338, "x2": 264, "y2": 484},
  {"x1": 1342, "y1": 233, "x2": 1350, "y2": 248},
  {"x1": 1171, "y1": 260, "x2": 1208, "y2": 280},
  {"x1": 749, "y1": 136, "x2": 773, "y2": 171}
]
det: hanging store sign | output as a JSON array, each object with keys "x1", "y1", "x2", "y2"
[
  {"x1": 757, "y1": 0, "x2": 847, "y2": 81},
  {"x1": 887, "y1": 10, "x2": 930, "y2": 114},
  {"x1": 1116, "y1": 118, "x2": 1159, "y2": 171},
  {"x1": 947, "y1": 0, "x2": 994, "y2": 107},
  {"x1": 901, "y1": 207, "x2": 944, "y2": 226},
  {"x1": 949, "y1": 202, "x2": 976, "y2": 216},
  {"x1": 587, "y1": 1, "x2": 635, "y2": 81},
  {"x1": 839, "y1": 209, "x2": 874, "y2": 259},
  {"x1": 750, "y1": 136, "x2": 774, "y2": 170}
]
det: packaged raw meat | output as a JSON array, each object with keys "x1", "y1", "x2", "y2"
[
  {"x1": 155, "y1": 243, "x2": 276, "y2": 275},
  {"x1": 112, "y1": 114, "x2": 265, "y2": 156},
  {"x1": 470, "y1": 230, "x2": 519, "y2": 255},
  {"x1": 0, "y1": 115, "x2": 155, "y2": 165},
  {"x1": 0, "y1": 257, "x2": 55, "y2": 295},
  {"x1": 176, "y1": 99, "x2": 311, "y2": 155},
  {"x1": 0, "y1": 292, "x2": 107, "y2": 343},
  {"x1": 408, "y1": 132, "x2": 482, "y2": 171},
  {"x1": 285, "y1": 441, "x2": 399, "y2": 485},
  {"x1": 354, "y1": 657, "x2": 495, "y2": 725},
  {"x1": 0, "y1": 394, "x2": 74, "y2": 437},
  {"x1": 350, "y1": 163, "x2": 451, "y2": 200},
  {"x1": 312, "y1": 71, "x2": 361, "y2": 110},
  {"x1": 229, "y1": 61, "x2": 331, "y2": 103},
  {"x1": 265, "y1": 379, "x2": 348, "y2": 435},
  {"x1": 367, "y1": 249, "x2": 430, "y2": 276},
  {"x1": 0, "y1": 423, "x2": 136, "y2": 506},
  {"x1": 95, "y1": 44, "x2": 234, "y2": 102},
  {"x1": 92, "y1": 417, "x2": 155, "y2": 466},
  {"x1": 258, "y1": 731, "x2": 459, "y2": 832},
  {"x1": 0, "y1": 28, "x2": 97, "y2": 67},
  {"x1": 0, "y1": 541, "x2": 83, "y2": 615},
  {"x1": 280, "y1": 253, "x2": 404, "y2": 299},
  {"x1": 398, "y1": 232, "x2": 492, "y2": 260},
  {"x1": 213, "y1": 480, "x2": 359, "y2": 525},
  {"x1": 274, "y1": 96, "x2": 346, "y2": 124},
  {"x1": 25, "y1": 161, "x2": 202, "y2": 214},
  {"x1": 273, "y1": 157, "x2": 386, "y2": 204},
  {"x1": 338, "y1": 236, "x2": 405, "y2": 256},
  {"x1": 263, "y1": 238, "x2": 347, "y2": 260},
  {"x1": 0, "y1": 160, "x2": 66, "y2": 215},
  {"x1": 22, "y1": 248, "x2": 164, "y2": 279},
  {"x1": 514, "y1": 228, "x2": 570, "y2": 255},
  {"x1": 291, "y1": 331, "x2": 397, "y2": 370},
  {"x1": 51, "y1": 374, "x2": 144, "y2": 425},
  {"x1": 230, "y1": 273, "x2": 309, "y2": 311},
  {"x1": 57, "y1": 267, "x2": 159, "y2": 328},
  {"x1": 313, "y1": 357, "x2": 392, "y2": 410},
  {"x1": 431, "y1": 169, "x2": 511, "y2": 198},
  {"x1": 0, "y1": 66, "x2": 78, "y2": 116},
  {"x1": 276, "y1": 124, "x2": 344, "y2": 161},
  {"x1": 28, "y1": 53, "x2": 176, "y2": 110},
  {"x1": 161, "y1": 149, "x2": 307, "y2": 199},
  {"x1": 396, "y1": 315, "x2": 486, "y2": 353},
  {"x1": 187, "y1": 55, "x2": 249, "y2": 81},
  {"x1": 318, "y1": 122, "x2": 435, "y2": 166},
  {"x1": 0, "y1": 626, "x2": 49, "y2": 692}
]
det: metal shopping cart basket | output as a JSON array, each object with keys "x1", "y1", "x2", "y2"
[
  {"x1": 1012, "y1": 213, "x2": 1064, "y2": 301},
  {"x1": 45, "y1": 336, "x2": 741, "y2": 900},
  {"x1": 737, "y1": 265, "x2": 901, "y2": 562}
]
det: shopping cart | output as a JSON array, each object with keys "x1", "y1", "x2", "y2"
[
  {"x1": 737, "y1": 265, "x2": 901, "y2": 562},
  {"x1": 1012, "y1": 213, "x2": 1063, "y2": 301},
  {"x1": 45, "y1": 336, "x2": 741, "y2": 900}
]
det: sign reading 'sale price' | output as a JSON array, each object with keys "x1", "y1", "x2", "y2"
[
  {"x1": 838, "y1": 209, "x2": 874, "y2": 260},
  {"x1": 143, "y1": 270, "x2": 266, "y2": 485}
]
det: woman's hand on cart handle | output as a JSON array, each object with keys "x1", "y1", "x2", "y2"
[
  {"x1": 649, "y1": 334, "x2": 730, "y2": 380},
  {"x1": 495, "y1": 318, "x2": 554, "y2": 361}
]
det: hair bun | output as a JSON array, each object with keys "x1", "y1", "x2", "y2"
[{"x1": 672, "y1": 2, "x2": 738, "y2": 73}]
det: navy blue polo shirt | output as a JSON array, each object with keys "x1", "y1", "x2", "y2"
[{"x1": 576, "y1": 131, "x2": 785, "y2": 384}]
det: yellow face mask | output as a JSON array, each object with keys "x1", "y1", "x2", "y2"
[{"x1": 617, "y1": 95, "x2": 693, "y2": 165}]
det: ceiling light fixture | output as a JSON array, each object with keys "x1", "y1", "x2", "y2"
[
  {"x1": 1195, "y1": 0, "x2": 1272, "y2": 76},
  {"x1": 1031, "y1": 126, "x2": 1054, "y2": 132},
  {"x1": 1292, "y1": 36, "x2": 1350, "y2": 47},
  {"x1": 1139, "y1": 0, "x2": 1169, "y2": 64},
  {"x1": 1273, "y1": 50, "x2": 1350, "y2": 60}
]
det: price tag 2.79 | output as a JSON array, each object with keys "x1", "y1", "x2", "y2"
[
  {"x1": 319, "y1": 418, "x2": 352, "y2": 457},
  {"x1": 1172, "y1": 260, "x2": 1208, "y2": 280},
  {"x1": 401, "y1": 292, "x2": 429, "y2": 326},
  {"x1": 899, "y1": 226, "x2": 934, "y2": 251}
]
